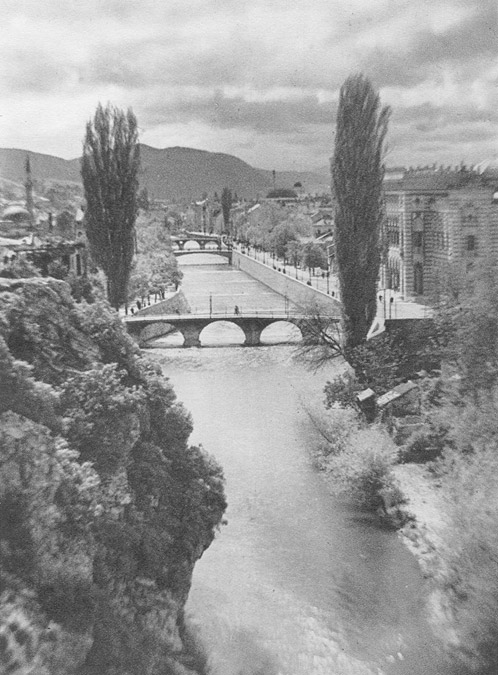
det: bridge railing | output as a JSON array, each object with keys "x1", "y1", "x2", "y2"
[{"x1": 124, "y1": 310, "x2": 340, "y2": 322}]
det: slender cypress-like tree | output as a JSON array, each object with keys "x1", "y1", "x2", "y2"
[
  {"x1": 221, "y1": 187, "x2": 232, "y2": 234},
  {"x1": 82, "y1": 103, "x2": 140, "y2": 310},
  {"x1": 332, "y1": 74, "x2": 390, "y2": 349}
]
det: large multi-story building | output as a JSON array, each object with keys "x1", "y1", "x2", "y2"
[{"x1": 381, "y1": 166, "x2": 498, "y2": 300}]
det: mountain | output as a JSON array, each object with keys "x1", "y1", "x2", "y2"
[
  {"x1": 139, "y1": 145, "x2": 269, "y2": 200},
  {"x1": 0, "y1": 145, "x2": 330, "y2": 201},
  {"x1": 0, "y1": 148, "x2": 81, "y2": 185}
]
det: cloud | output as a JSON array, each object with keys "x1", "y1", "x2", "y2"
[
  {"x1": 0, "y1": 0, "x2": 496, "y2": 170},
  {"x1": 140, "y1": 91, "x2": 337, "y2": 136}
]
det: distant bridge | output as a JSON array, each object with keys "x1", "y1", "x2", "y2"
[
  {"x1": 173, "y1": 249, "x2": 232, "y2": 261},
  {"x1": 170, "y1": 232, "x2": 232, "y2": 262},
  {"x1": 124, "y1": 311, "x2": 339, "y2": 347}
]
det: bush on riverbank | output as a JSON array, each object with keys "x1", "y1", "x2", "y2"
[
  {"x1": 437, "y1": 446, "x2": 498, "y2": 672},
  {"x1": 395, "y1": 264, "x2": 498, "y2": 670},
  {"x1": 309, "y1": 407, "x2": 405, "y2": 521},
  {"x1": 425, "y1": 391, "x2": 498, "y2": 672}
]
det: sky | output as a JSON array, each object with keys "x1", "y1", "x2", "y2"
[{"x1": 1, "y1": 0, "x2": 497, "y2": 171}]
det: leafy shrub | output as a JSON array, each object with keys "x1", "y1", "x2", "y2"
[
  {"x1": 309, "y1": 406, "x2": 402, "y2": 511},
  {"x1": 326, "y1": 426, "x2": 401, "y2": 510},
  {"x1": 38, "y1": 572, "x2": 97, "y2": 632},
  {"x1": 67, "y1": 274, "x2": 96, "y2": 303},
  {"x1": 0, "y1": 492, "x2": 36, "y2": 580},
  {"x1": 0, "y1": 257, "x2": 40, "y2": 279},
  {"x1": 60, "y1": 364, "x2": 144, "y2": 475},
  {"x1": 435, "y1": 445, "x2": 498, "y2": 671},
  {"x1": 324, "y1": 370, "x2": 362, "y2": 410},
  {"x1": 399, "y1": 426, "x2": 446, "y2": 463}
]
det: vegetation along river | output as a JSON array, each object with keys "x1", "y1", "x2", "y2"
[{"x1": 148, "y1": 261, "x2": 463, "y2": 675}]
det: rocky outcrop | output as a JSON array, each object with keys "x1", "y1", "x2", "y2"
[{"x1": 0, "y1": 277, "x2": 226, "y2": 675}]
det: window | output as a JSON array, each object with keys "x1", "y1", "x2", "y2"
[
  {"x1": 466, "y1": 235, "x2": 476, "y2": 251},
  {"x1": 413, "y1": 232, "x2": 423, "y2": 249},
  {"x1": 414, "y1": 263, "x2": 424, "y2": 294}
]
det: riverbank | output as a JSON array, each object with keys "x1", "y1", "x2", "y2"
[{"x1": 393, "y1": 464, "x2": 461, "y2": 654}]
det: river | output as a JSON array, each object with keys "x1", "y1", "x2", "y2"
[{"x1": 147, "y1": 261, "x2": 461, "y2": 675}]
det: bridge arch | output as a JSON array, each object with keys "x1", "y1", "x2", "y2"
[
  {"x1": 134, "y1": 321, "x2": 177, "y2": 346},
  {"x1": 260, "y1": 320, "x2": 303, "y2": 344},
  {"x1": 199, "y1": 320, "x2": 245, "y2": 346},
  {"x1": 182, "y1": 240, "x2": 201, "y2": 251}
]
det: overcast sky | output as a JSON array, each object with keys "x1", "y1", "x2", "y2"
[{"x1": 1, "y1": 0, "x2": 497, "y2": 170}]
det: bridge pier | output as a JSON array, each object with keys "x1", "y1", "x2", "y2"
[
  {"x1": 181, "y1": 325, "x2": 202, "y2": 347},
  {"x1": 244, "y1": 323, "x2": 263, "y2": 346}
]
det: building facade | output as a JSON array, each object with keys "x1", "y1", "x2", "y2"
[{"x1": 381, "y1": 168, "x2": 498, "y2": 300}]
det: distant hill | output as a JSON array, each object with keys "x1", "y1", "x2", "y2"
[
  {"x1": 0, "y1": 148, "x2": 81, "y2": 185},
  {"x1": 0, "y1": 145, "x2": 330, "y2": 201}
]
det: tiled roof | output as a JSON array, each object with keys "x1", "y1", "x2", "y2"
[{"x1": 384, "y1": 171, "x2": 493, "y2": 193}]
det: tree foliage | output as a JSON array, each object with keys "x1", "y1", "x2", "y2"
[
  {"x1": 82, "y1": 103, "x2": 140, "y2": 310},
  {"x1": 128, "y1": 213, "x2": 183, "y2": 304},
  {"x1": 0, "y1": 278, "x2": 227, "y2": 674},
  {"x1": 221, "y1": 187, "x2": 232, "y2": 233},
  {"x1": 302, "y1": 242, "x2": 327, "y2": 272},
  {"x1": 332, "y1": 74, "x2": 390, "y2": 348}
]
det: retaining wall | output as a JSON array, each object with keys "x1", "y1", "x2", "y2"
[
  {"x1": 134, "y1": 290, "x2": 191, "y2": 316},
  {"x1": 232, "y1": 250, "x2": 342, "y2": 315}
]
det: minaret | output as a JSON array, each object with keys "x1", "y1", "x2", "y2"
[{"x1": 25, "y1": 154, "x2": 35, "y2": 228}]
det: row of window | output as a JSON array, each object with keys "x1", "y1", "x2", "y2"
[{"x1": 407, "y1": 233, "x2": 477, "y2": 252}]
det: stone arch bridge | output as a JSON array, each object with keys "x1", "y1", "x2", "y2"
[
  {"x1": 124, "y1": 312, "x2": 339, "y2": 347},
  {"x1": 170, "y1": 232, "x2": 232, "y2": 262},
  {"x1": 173, "y1": 249, "x2": 232, "y2": 261}
]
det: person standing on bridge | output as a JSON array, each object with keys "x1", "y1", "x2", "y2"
[{"x1": 234, "y1": 305, "x2": 240, "y2": 315}]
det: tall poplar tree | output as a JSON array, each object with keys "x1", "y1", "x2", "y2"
[
  {"x1": 221, "y1": 187, "x2": 232, "y2": 234},
  {"x1": 332, "y1": 74, "x2": 390, "y2": 349},
  {"x1": 82, "y1": 103, "x2": 140, "y2": 310}
]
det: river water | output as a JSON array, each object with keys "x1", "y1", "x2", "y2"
[{"x1": 148, "y1": 261, "x2": 460, "y2": 675}]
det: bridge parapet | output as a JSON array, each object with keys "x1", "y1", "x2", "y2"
[
  {"x1": 173, "y1": 249, "x2": 232, "y2": 262},
  {"x1": 124, "y1": 312, "x2": 339, "y2": 347}
]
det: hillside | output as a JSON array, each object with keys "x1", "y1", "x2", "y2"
[
  {"x1": 0, "y1": 148, "x2": 81, "y2": 185},
  {"x1": 0, "y1": 145, "x2": 330, "y2": 201}
]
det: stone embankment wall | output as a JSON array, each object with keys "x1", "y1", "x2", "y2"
[
  {"x1": 232, "y1": 250, "x2": 342, "y2": 315},
  {"x1": 135, "y1": 289, "x2": 191, "y2": 316},
  {"x1": 134, "y1": 290, "x2": 191, "y2": 344}
]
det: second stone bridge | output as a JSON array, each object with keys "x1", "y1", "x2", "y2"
[{"x1": 124, "y1": 312, "x2": 339, "y2": 347}]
